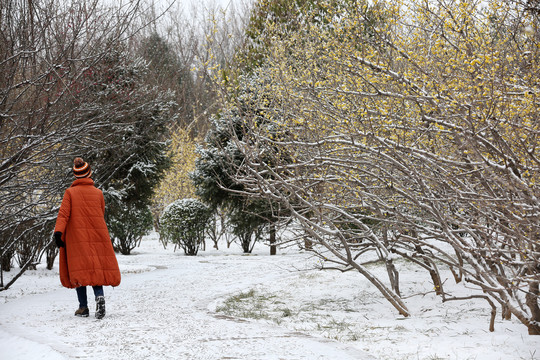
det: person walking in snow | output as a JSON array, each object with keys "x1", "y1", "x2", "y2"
[{"x1": 54, "y1": 157, "x2": 121, "y2": 319}]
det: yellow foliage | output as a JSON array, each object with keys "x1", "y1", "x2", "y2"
[
  {"x1": 151, "y1": 127, "x2": 198, "y2": 216},
  {"x1": 233, "y1": 0, "x2": 540, "y2": 237},
  {"x1": 261, "y1": 0, "x2": 539, "y2": 184}
]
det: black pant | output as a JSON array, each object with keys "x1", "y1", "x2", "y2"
[{"x1": 76, "y1": 286, "x2": 104, "y2": 308}]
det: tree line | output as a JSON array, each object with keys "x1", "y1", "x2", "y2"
[{"x1": 196, "y1": 0, "x2": 540, "y2": 335}]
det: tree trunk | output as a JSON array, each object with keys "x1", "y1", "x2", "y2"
[
  {"x1": 1, "y1": 252, "x2": 12, "y2": 273},
  {"x1": 416, "y1": 245, "x2": 443, "y2": 295},
  {"x1": 385, "y1": 259, "x2": 401, "y2": 297},
  {"x1": 350, "y1": 261, "x2": 410, "y2": 317},
  {"x1": 46, "y1": 245, "x2": 57, "y2": 270},
  {"x1": 240, "y1": 232, "x2": 252, "y2": 253},
  {"x1": 502, "y1": 303, "x2": 512, "y2": 320},
  {"x1": 269, "y1": 224, "x2": 276, "y2": 255},
  {"x1": 526, "y1": 281, "x2": 540, "y2": 335}
]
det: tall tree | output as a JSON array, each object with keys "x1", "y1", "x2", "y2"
[
  {"x1": 191, "y1": 105, "x2": 268, "y2": 253},
  {"x1": 79, "y1": 48, "x2": 174, "y2": 255},
  {"x1": 139, "y1": 32, "x2": 195, "y2": 129}
]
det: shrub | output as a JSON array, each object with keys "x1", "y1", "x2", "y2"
[
  {"x1": 159, "y1": 198, "x2": 212, "y2": 255},
  {"x1": 108, "y1": 202, "x2": 154, "y2": 255}
]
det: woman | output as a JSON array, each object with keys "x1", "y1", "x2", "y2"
[{"x1": 54, "y1": 157, "x2": 121, "y2": 319}]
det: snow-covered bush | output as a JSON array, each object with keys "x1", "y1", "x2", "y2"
[
  {"x1": 159, "y1": 199, "x2": 212, "y2": 255},
  {"x1": 108, "y1": 202, "x2": 153, "y2": 255}
]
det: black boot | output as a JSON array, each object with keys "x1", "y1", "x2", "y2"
[{"x1": 95, "y1": 296, "x2": 106, "y2": 319}]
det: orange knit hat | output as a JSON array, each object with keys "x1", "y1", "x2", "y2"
[{"x1": 73, "y1": 157, "x2": 92, "y2": 178}]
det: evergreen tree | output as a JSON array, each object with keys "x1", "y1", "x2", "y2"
[
  {"x1": 192, "y1": 72, "x2": 289, "y2": 254},
  {"x1": 192, "y1": 109, "x2": 267, "y2": 253},
  {"x1": 79, "y1": 48, "x2": 174, "y2": 254},
  {"x1": 139, "y1": 33, "x2": 195, "y2": 129}
]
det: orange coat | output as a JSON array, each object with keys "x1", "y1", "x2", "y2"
[{"x1": 54, "y1": 178, "x2": 121, "y2": 288}]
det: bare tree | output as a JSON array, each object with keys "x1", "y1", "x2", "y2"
[
  {"x1": 224, "y1": 0, "x2": 540, "y2": 334},
  {"x1": 147, "y1": 0, "x2": 252, "y2": 135}
]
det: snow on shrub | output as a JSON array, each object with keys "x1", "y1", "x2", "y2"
[
  {"x1": 108, "y1": 203, "x2": 153, "y2": 255},
  {"x1": 159, "y1": 198, "x2": 212, "y2": 255}
]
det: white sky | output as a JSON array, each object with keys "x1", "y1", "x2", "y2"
[
  {"x1": 147, "y1": 0, "x2": 254, "y2": 34},
  {"x1": 153, "y1": 0, "x2": 252, "y2": 15}
]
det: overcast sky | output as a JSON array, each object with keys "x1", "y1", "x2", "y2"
[{"x1": 153, "y1": 0, "x2": 252, "y2": 14}]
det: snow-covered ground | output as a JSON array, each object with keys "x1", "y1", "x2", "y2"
[{"x1": 1, "y1": 234, "x2": 538, "y2": 360}]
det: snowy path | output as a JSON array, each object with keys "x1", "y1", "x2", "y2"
[{"x1": 0, "y1": 237, "x2": 373, "y2": 360}]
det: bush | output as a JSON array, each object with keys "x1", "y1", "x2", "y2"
[
  {"x1": 159, "y1": 199, "x2": 212, "y2": 255},
  {"x1": 108, "y1": 203, "x2": 154, "y2": 255}
]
